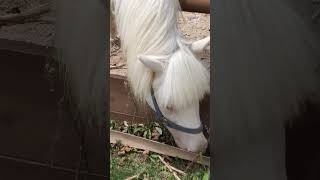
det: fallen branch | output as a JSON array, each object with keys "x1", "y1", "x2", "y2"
[
  {"x1": 110, "y1": 63, "x2": 126, "y2": 70},
  {"x1": 159, "y1": 156, "x2": 186, "y2": 175},
  {"x1": 110, "y1": 130, "x2": 210, "y2": 166},
  {"x1": 125, "y1": 173, "x2": 141, "y2": 180},
  {"x1": 0, "y1": 3, "x2": 51, "y2": 25},
  {"x1": 159, "y1": 156, "x2": 181, "y2": 180}
]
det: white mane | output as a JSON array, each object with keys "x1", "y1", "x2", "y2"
[{"x1": 112, "y1": 0, "x2": 210, "y2": 109}]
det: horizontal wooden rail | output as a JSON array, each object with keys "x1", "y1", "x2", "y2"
[{"x1": 110, "y1": 130, "x2": 210, "y2": 166}]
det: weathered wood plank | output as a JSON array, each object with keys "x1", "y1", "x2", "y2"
[{"x1": 110, "y1": 130, "x2": 210, "y2": 166}]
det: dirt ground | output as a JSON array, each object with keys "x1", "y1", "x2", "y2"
[
  {"x1": 0, "y1": 0, "x2": 48, "y2": 15},
  {"x1": 1, "y1": 2, "x2": 210, "y2": 72},
  {"x1": 0, "y1": 0, "x2": 55, "y2": 46},
  {"x1": 110, "y1": 11, "x2": 211, "y2": 77}
]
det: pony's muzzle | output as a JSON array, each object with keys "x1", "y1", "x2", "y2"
[{"x1": 177, "y1": 133, "x2": 208, "y2": 153}]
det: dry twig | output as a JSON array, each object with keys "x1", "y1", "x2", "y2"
[
  {"x1": 124, "y1": 173, "x2": 141, "y2": 180},
  {"x1": 158, "y1": 155, "x2": 184, "y2": 180},
  {"x1": 160, "y1": 156, "x2": 186, "y2": 175},
  {"x1": 110, "y1": 63, "x2": 126, "y2": 70}
]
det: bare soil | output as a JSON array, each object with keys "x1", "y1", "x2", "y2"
[
  {"x1": 0, "y1": 0, "x2": 48, "y2": 15},
  {"x1": 1, "y1": 2, "x2": 210, "y2": 72},
  {"x1": 0, "y1": 0, "x2": 54, "y2": 46}
]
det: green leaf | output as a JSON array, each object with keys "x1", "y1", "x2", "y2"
[
  {"x1": 110, "y1": 120, "x2": 115, "y2": 129},
  {"x1": 160, "y1": 166, "x2": 166, "y2": 171},
  {"x1": 143, "y1": 130, "x2": 148, "y2": 138},
  {"x1": 150, "y1": 154, "x2": 159, "y2": 160},
  {"x1": 155, "y1": 127, "x2": 163, "y2": 135},
  {"x1": 147, "y1": 129, "x2": 151, "y2": 139},
  {"x1": 192, "y1": 176, "x2": 199, "y2": 180},
  {"x1": 134, "y1": 127, "x2": 145, "y2": 134},
  {"x1": 202, "y1": 171, "x2": 209, "y2": 180},
  {"x1": 149, "y1": 154, "x2": 158, "y2": 162},
  {"x1": 127, "y1": 126, "x2": 134, "y2": 134}
]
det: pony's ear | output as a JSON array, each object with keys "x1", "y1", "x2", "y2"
[
  {"x1": 138, "y1": 55, "x2": 166, "y2": 73},
  {"x1": 191, "y1": 36, "x2": 210, "y2": 54}
]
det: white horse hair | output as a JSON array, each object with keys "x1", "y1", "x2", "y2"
[{"x1": 112, "y1": 0, "x2": 210, "y2": 110}]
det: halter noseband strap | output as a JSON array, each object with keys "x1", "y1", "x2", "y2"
[{"x1": 150, "y1": 87, "x2": 203, "y2": 134}]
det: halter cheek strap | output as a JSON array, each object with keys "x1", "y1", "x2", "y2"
[{"x1": 150, "y1": 87, "x2": 203, "y2": 134}]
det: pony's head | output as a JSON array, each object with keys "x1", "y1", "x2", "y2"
[
  {"x1": 112, "y1": 0, "x2": 210, "y2": 152},
  {"x1": 138, "y1": 37, "x2": 210, "y2": 152}
]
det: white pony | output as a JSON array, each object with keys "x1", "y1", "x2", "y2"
[{"x1": 111, "y1": 0, "x2": 210, "y2": 152}]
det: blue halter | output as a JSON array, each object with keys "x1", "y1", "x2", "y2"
[{"x1": 150, "y1": 87, "x2": 203, "y2": 134}]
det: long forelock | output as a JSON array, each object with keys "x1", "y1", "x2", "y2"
[
  {"x1": 157, "y1": 42, "x2": 210, "y2": 109},
  {"x1": 112, "y1": 0, "x2": 210, "y2": 108}
]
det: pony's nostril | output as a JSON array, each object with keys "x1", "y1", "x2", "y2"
[
  {"x1": 187, "y1": 139, "x2": 208, "y2": 153},
  {"x1": 165, "y1": 105, "x2": 174, "y2": 111}
]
